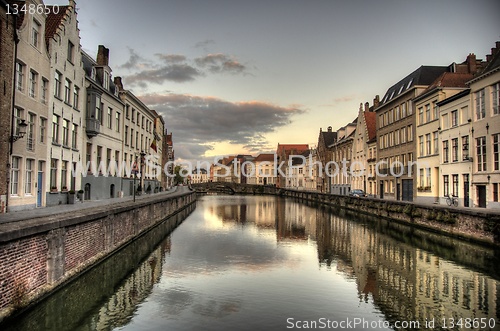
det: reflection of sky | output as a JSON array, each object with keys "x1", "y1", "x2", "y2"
[{"x1": 118, "y1": 196, "x2": 390, "y2": 331}]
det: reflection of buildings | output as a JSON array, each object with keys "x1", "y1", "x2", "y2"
[
  {"x1": 316, "y1": 208, "x2": 499, "y2": 327},
  {"x1": 91, "y1": 245, "x2": 167, "y2": 329}
]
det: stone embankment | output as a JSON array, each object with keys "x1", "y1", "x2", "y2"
[{"x1": 0, "y1": 189, "x2": 196, "y2": 320}]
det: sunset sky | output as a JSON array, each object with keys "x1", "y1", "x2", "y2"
[{"x1": 50, "y1": 0, "x2": 499, "y2": 163}]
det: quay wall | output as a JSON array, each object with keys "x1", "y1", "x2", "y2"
[
  {"x1": 273, "y1": 188, "x2": 500, "y2": 247},
  {"x1": 0, "y1": 191, "x2": 196, "y2": 320}
]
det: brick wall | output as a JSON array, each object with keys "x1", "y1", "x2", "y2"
[
  {"x1": 0, "y1": 191, "x2": 195, "y2": 319},
  {"x1": 0, "y1": 7, "x2": 16, "y2": 213}
]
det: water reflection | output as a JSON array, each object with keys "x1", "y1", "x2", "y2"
[{"x1": 2, "y1": 196, "x2": 499, "y2": 331}]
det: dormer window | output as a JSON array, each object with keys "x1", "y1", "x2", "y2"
[
  {"x1": 103, "y1": 71, "x2": 109, "y2": 90},
  {"x1": 406, "y1": 79, "x2": 413, "y2": 90},
  {"x1": 91, "y1": 67, "x2": 96, "y2": 80}
]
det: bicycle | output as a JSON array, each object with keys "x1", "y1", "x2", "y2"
[{"x1": 445, "y1": 194, "x2": 458, "y2": 207}]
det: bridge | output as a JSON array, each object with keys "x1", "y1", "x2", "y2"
[{"x1": 190, "y1": 182, "x2": 278, "y2": 195}]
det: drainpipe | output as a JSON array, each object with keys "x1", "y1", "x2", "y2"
[{"x1": 6, "y1": 11, "x2": 19, "y2": 213}]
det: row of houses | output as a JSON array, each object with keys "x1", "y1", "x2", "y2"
[
  {"x1": 0, "y1": 0, "x2": 175, "y2": 212},
  {"x1": 198, "y1": 43, "x2": 500, "y2": 209}
]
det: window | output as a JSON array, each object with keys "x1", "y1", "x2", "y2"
[
  {"x1": 52, "y1": 115, "x2": 59, "y2": 143},
  {"x1": 419, "y1": 169, "x2": 424, "y2": 187},
  {"x1": 493, "y1": 83, "x2": 500, "y2": 115},
  {"x1": 72, "y1": 124, "x2": 78, "y2": 149},
  {"x1": 106, "y1": 149, "x2": 111, "y2": 169},
  {"x1": 16, "y1": 62, "x2": 24, "y2": 91},
  {"x1": 452, "y1": 175, "x2": 458, "y2": 197},
  {"x1": 116, "y1": 112, "x2": 120, "y2": 132},
  {"x1": 40, "y1": 118, "x2": 46, "y2": 143},
  {"x1": 443, "y1": 140, "x2": 449, "y2": 163},
  {"x1": 426, "y1": 133, "x2": 431, "y2": 155},
  {"x1": 14, "y1": 107, "x2": 24, "y2": 136},
  {"x1": 54, "y1": 71, "x2": 62, "y2": 98},
  {"x1": 125, "y1": 126, "x2": 129, "y2": 146},
  {"x1": 61, "y1": 161, "x2": 67, "y2": 189},
  {"x1": 418, "y1": 107, "x2": 424, "y2": 124},
  {"x1": 433, "y1": 101, "x2": 438, "y2": 120},
  {"x1": 67, "y1": 41, "x2": 74, "y2": 63},
  {"x1": 62, "y1": 119, "x2": 69, "y2": 146},
  {"x1": 419, "y1": 136, "x2": 424, "y2": 156},
  {"x1": 103, "y1": 71, "x2": 109, "y2": 90},
  {"x1": 401, "y1": 128, "x2": 406, "y2": 143},
  {"x1": 126, "y1": 105, "x2": 130, "y2": 119},
  {"x1": 402, "y1": 102, "x2": 407, "y2": 118},
  {"x1": 443, "y1": 175, "x2": 449, "y2": 197},
  {"x1": 452, "y1": 138, "x2": 458, "y2": 162},
  {"x1": 131, "y1": 108, "x2": 135, "y2": 122},
  {"x1": 395, "y1": 129, "x2": 400, "y2": 145},
  {"x1": 11, "y1": 157, "x2": 20, "y2": 195},
  {"x1": 97, "y1": 146, "x2": 102, "y2": 167},
  {"x1": 41, "y1": 78, "x2": 48, "y2": 104},
  {"x1": 86, "y1": 143, "x2": 92, "y2": 165},
  {"x1": 462, "y1": 136, "x2": 469, "y2": 160},
  {"x1": 494, "y1": 183, "x2": 499, "y2": 202},
  {"x1": 475, "y1": 89, "x2": 485, "y2": 120},
  {"x1": 64, "y1": 79, "x2": 71, "y2": 103},
  {"x1": 408, "y1": 125, "x2": 413, "y2": 141},
  {"x1": 29, "y1": 70, "x2": 38, "y2": 98},
  {"x1": 32, "y1": 20, "x2": 41, "y2": 48},
  {"x1": 73, "y1": 86, "x2": 80, "y2": 109},
  {"x1": 425, "y1": 104, "x2": 431, "y2": 122},
  {"x1": 135, "y1": 132, "x2": 139, "y2": 150},
  {"x1": 441, "y1": 114, "x2": 448, "y2": 129},
  {"x1": 494, "y1": 133, "x2": 499, "y2": 171},
  {"x1": 476, "y1": 136, "x2": 486, "y2": 172},
  {"x1": 50, "y1": 158, "x2": 57, "y2": 189},
  {"x1": 107, "y1": 107, "x2": 112, "y2": 129},
  {"x1": 426, "y1": 168, "x2": 431, "y2": 188},
  {"x1": 451, "y1": 110, "x2": 458, "y2": 127},
  {"x1": 395, "y1": 106, "x2": 400, "y2": 121},
  {"x1": 25, "y1": 159, "x2": 33, "y2": 194},
  {"x1": 130, "y1": 128, "x2": 134, "y2": 147},
  {"x1": 26, "y1": 113, "x2": 35, "y2": 151},
  {"x1": 433, "y1": 131, "x2": 438, "y2": 154}
]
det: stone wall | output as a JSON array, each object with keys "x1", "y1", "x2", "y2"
[
  {"x1": 276, "y1": 189, "x2": 500, "y2": 246},
  {"x1": 0, "y1": 190, "x2": 195, "y2": 319}
]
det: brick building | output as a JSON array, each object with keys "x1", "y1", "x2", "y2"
[{"x1": 0, "y1": 0, "x2": 17, "y2": 213}]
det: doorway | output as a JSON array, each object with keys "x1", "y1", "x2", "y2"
[{"x1": 477, "y1": 185, "x2": 486, "y2": 208}]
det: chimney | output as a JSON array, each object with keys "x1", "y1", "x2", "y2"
[
  {"x1": 114, "y1": 77, "x2": 123, "y2": 91},
  {"x1": 364, "y1": 102, "x2": 369, "y2": 112},
  {"x1": 327, "y1": 126, "x2": 332, "y2": 132},
  {"x1": 373, "y1": 95, "x2": 380, "y2": 109},
  {"x1": 466, "y1": 53, "x2": 477, "y2": 74},
  {"x1": 97, "y1": 45, "x2": 109, "y2": 66},
  {"x1": 359, "y1": 103, "x2": 363, "y2": 112},
  {"x1": 486, "y1": 54, "x2": 492, "y2": 62}
]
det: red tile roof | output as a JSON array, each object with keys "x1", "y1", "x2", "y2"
[
  {"x1": 254, "y1": 153, "x2": 275, "y2": 162},
  {"x1": 276, "y1": 144, "x2": 309, "y2": 155},
  {"x1": 364, "y1": 111, "x2": 377, "y2": 142},
  {"x1": 44, "y1": 5, "x2": 70, "y2": 49},
  {"x1": 423, "y1": 72, "x2": 473, "y2": 94}
]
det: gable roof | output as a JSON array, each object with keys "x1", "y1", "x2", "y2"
[
  {"x1": 45, "y1": 5, "x2": 71, "y2": 49},
  {"x1": 320, "y1": 130, "x2": 337, "y2": 146},
  {"x1": 254, "y1": 153, "x2": 275, "y2": 162},
  {"x1": 276, "y1": 144, "x2": 309, "y2": 155},
  {"x1": 364, "y1": 111, "x2": 377, "y2": 142}
]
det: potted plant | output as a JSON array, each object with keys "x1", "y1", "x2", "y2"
[
  {"x1": 136, "y1": 185, "x2": 142, "y2": 196},
  {"x1": 50, "y1": 186, "x2": 58, "y2": 193},
  {"x1": 77, "y1": 189, "x2": 84, "y2": 201},
  {"x1": 67, "y1": 190, "x2": 76, "y2": 204},
  {"x1": 61, "y1": 186, "x2": 68, "y2": 192}
]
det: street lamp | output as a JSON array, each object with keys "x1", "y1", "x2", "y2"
[
  {"x1": 140, "y1": 150, "x2": 146, "y2": 193},
  {"x1": 10, "y1": 120, "x2": 28, "y2": 142}
]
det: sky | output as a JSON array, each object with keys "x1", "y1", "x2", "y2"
[{"x1": 50, "y1": 0, "x2": 500, "y2": 164}]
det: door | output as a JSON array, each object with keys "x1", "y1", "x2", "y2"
[
  {"x1": 402, "y1": 179, "x2": 413, "y2": 202},
  {"x1": 396, "y1": 183, "x2": 401, "y2": 201},
  {"x1": 84, "y1": 183, "x2": 91, "y2": 201},
  {"x1": 477, "y1": 185, "x2": 486, "y2": 208},
  {"x1": 463, "y1": 174, "x2": 470, "y2": 207},
  {"x1": 380, "y1": 181, "x2": 384, "y2": 199},
  {"x1": 37, "y1": 172, "x2": 43, "y2": 207}
]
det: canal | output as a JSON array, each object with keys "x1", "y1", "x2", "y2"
[{"x1": 2, "y1": 195, "x2": 500, "y2": 330}]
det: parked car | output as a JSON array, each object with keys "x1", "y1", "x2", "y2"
[{"x1": 349, "y1": 189, "x2": 367, "y2": 197}]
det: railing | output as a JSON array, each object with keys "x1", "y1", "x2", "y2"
[{"x1": 86, "y1": 118, "x2": 100, "y2": 137}]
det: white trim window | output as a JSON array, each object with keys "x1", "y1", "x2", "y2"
[
  {"x1": 475, "y1": 89, "x2": 485, "y2": 120},
  {"x1": 11, "y1": 157, "x2": 20, "y2": 195},
  {"x1": 25, "y1": 159, "x2": 34, "y2": 195},
  {"x1": 493, "y1": 83, "x2": 500, "y2": 115}
]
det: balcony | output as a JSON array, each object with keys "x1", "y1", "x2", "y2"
[{"x1": 86, "y1": 118, "x2": 100, "y2": 138}]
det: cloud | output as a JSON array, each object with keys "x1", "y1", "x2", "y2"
[
  {"x1": 119, "y1": 47, "x2": 152, "y2": 70},
  {"x1": 194, "y1": 39, "x2": 216, "y2": 52},
  {"x1": 139, "y1": 93, "x2": 306, "y2": 161},
  {"x1": 124, "y1": 64, "x2": 203, "y2": 86},
  {"x1": 155, "y1": 53, "x2": 187, "y2": 64},
  {"x1": 195, "y1": 53, "x2": 247, "y2": 75}
]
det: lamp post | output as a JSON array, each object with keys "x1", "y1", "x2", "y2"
[
  {"x1": 140, "y1": 150, "x2": 146, "y2": 193},
  {"x1": 133, "y1": 155, "x2": 138, "y2": 202}
]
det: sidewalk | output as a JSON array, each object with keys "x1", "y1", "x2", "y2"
[{"x1": 0, "y1": 186, "x2": 188, "y2": 225}]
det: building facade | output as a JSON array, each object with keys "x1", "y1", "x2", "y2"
[
  {"x1": 316, "y1": 127, "x2": 336, "y2": 192},
  {"x1": 329, "y1": 121, "x2": 356, "y2": 195}
]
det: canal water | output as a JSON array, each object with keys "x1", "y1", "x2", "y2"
[{"x1": 2, "y1": 195, "x2": 500, "y2": 331}]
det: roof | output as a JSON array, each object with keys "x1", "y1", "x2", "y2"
[
  {"x1": 276, "y1": 144, "x2": 309, "y2": 156},
  {"x1": 364, "y1": 111, "x2": 377, "y2": 142},
  {"x1": 320, "y1": 130, "x2": 337, "y2": 146},
  {"x1": 45, "y1": 5, "x2": 71, "y2": 50},
  {"x1": 468, "y1": 43, "x2": 500, "y2": 84},
  {"x1": 291, "y1": 150, "x2": 311, "y2": 165},
  {"x1": 254, "y1": 153, "x2": 275, "y2": 162},
  {"x1": 416, "y1": 72, "x2": 473, "y2": 101},
  {"x1": 378, "y1": 66, "x2": 448, "y2": 107}
]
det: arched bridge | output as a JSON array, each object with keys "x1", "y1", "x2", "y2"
[{"x1": 190, "y1": 182, "x2": 278, "y2": 195}]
